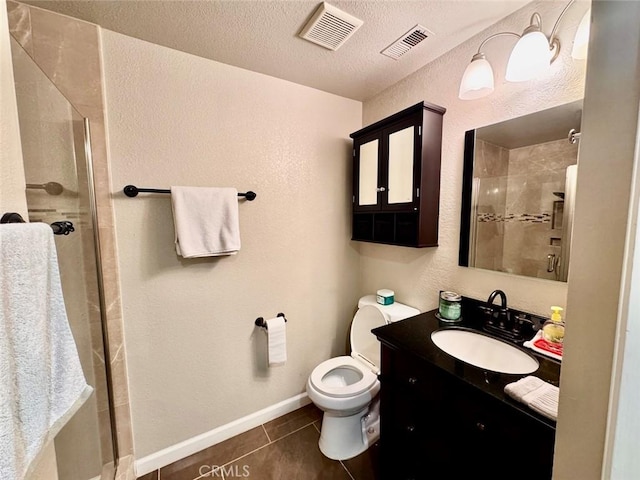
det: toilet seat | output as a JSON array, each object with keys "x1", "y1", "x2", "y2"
[{"x1": 309, "y1": 356, "x2": 377, "y2": 398}]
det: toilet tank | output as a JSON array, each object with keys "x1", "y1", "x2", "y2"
[{"x1": 357, "y1": 295, "x2": 420, "y2": 323}]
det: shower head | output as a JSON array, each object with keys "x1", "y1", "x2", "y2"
[{"x1": 26, "y1": 182, "x2": 64, "y2": 195}]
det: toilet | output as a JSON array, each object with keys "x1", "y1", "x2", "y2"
[{"x1": 306, "y1": 295, "x2": 419, "y2": 460}]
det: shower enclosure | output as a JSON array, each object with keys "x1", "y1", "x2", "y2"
[{"x1": 10, "y1": 36, "x2": 117, "y2": 480}]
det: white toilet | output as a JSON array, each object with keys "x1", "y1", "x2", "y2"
[{"x1": 306, "y1": 295, "x2": 419, "y2": 460}]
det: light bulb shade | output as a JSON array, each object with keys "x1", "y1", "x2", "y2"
[
  {"x1": 505, "y1": 30, "x2": 551, "y2": 82},
  {"x1": 458, "y1": 55, "x2": 494, "y2": 100},
  {"x1": 572, "y1": 8, "x2": 590, "y2": 60}
]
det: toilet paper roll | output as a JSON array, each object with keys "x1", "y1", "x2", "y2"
[{"x1": 266, "y1": 316, "x2": 287, "y2": 366}]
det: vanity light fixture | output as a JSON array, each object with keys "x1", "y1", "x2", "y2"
[
  {"x1": 459, "y1": 0, "x2": 587, "y2": 100},
  {"x1": 571, "y1": 8, "x2": 591, "y2": 60}
]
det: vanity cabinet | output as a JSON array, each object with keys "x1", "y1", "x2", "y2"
[
  {"x1": 379, "y1": 345, "x2": 555, "y2": 480},
  {"x1": 350, "y1": 101, "x2": 445, "y2": 247}
]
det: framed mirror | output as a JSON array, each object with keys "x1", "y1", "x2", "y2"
[{"x1": 459, "y1": 100, "x2": 583, "y2": 282}]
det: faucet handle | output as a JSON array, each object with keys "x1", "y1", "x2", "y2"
[{"x1": 478, "y1": 305, "x2": 494, "y2": 324}]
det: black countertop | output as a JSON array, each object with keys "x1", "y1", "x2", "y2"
[{"x1": 372, "y1": 308, "x2": 562, "y2": 430}]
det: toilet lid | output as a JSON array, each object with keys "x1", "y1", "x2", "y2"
[
  {"x1": 350, "y1": 305, "x2": 388, "y2": 372},
  {"x1": 309, "y1": 356, "x2": 378, "y2": 398}
]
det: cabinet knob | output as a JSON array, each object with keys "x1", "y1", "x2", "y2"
[
  {"x1": 408, "y1": 377, "x2": 418, "y2": 386},
  {"x1": 406, "y1": 425, "x2": 416, "y2": 433},
  {"x1": 376, "y1": 186, "x2": 386, "y2": 192},
  {"x1": 476, "y1": 422, "x2": 486, "y2": 431}
]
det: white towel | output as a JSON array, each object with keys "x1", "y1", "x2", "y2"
[
  {"x1": 0, "y1": 223, "x2": 93, "y2": 480},
  {"x1": 171, "y1": 186, "x2": 241, "y2": 258},
  {"x1": 504, "y1": 376, "x2": 559, "y2": 421}
]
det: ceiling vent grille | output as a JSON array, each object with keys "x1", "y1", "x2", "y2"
[
  {"x1": 299, "y1": 2, "x2": 364, "y2": 51},
  {"x1": 381, "y1": 24, "x2": 433, "y2": 60}
]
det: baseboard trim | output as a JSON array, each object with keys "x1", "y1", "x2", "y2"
[{"x1": 135, "y1": 392, "x2": 311, "y2": 476}]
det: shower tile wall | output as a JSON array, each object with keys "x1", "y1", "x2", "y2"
[
  {"x1": 474, "y1": 139, "x2": 509, "y2": 271},
  {"x1": 474, "y1": 138, "x2": 578, "y2": 280},
  {"x1": 503, "y1": 139, "x2": 578, "y2": 279},
  {"x1": 6, "y1": 0, "x2": 134, "y2": 475}
]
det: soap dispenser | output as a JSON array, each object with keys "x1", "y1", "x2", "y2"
[{"x1": 542, "y1": 306, "x2": 565, "y2": 344}]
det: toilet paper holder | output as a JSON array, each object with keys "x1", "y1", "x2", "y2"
[{"x1": 255, "y1": 313, "x2": 287, "y2": 329}]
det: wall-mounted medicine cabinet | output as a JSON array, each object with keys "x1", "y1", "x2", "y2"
[{"x1": 350, "y1": 101, "x2": 445, "y2": 247}]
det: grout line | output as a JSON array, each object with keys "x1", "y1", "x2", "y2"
[
  {"x1": 170, "y1": 410, "x2": 321, "y2": 480},
  {"x1": 261, "y1": 424, "x2": 272, "y2": 443},
  {"x1": 221, "y1": 422, "x2": 316, "y2": 468},
  {"x1": 340, "y1": 460, "x2": 356, "y2": 480},
  {"x1": 312, "y1": 421, "x2": 321, "y2": 433}
]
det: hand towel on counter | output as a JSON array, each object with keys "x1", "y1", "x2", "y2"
[
  {"x1": 171, "y1": 186, "x2": 241, "y2": 258},
  {"x1": 504, "y1": 376, "x2": 559, "y2": 421},
  {"x1": 0, "y1": 223, "x2": 93, "y2": 480}
]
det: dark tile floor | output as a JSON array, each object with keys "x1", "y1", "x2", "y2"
[{"x1": 137, "y1": 404, "x2": 380, "y2": 480}]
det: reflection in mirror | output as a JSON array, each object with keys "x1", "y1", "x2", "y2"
[
  {"x1": 358, "y1": 139, "x2": 379, "y2": 206},
  {"x1": 388, "y1": 126, "x2": 414, "y2": 204},
  {"x1": 459, "y1": 100, "x2": 583, "y2": 282}
]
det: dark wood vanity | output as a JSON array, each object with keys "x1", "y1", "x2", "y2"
[
  {"x1": 373, "y1": 308, "x2": 560, "y2": 480},
  {"x1": 350, "y1": 101, "x2": 445, "y2": 247}
]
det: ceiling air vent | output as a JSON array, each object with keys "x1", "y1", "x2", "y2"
[
  {"x1": 381, "y1": 24, "x2": 433, "y2": 60},
  {"x1": 299, "y1": 2, "x2": 363, "y2": 51}
]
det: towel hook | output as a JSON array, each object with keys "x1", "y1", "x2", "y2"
[{"x1": 255, "y1": 313, "x2": 286, "y2": 329}]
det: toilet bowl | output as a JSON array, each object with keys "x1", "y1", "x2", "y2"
[{"x1": 306, "y1": 295, "x2": 419, "y2": 460}]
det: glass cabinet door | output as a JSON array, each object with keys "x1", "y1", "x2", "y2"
[
  {"x1": 387, "y1": 125, "x2": 415, "y2": 205},
  {"x1": 357, "y1": 138, "x2": 380, "y2": 207}
]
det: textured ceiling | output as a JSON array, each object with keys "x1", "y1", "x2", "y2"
[{"x1": 24, "y1": 0, "x2": 530, "y2": 101}]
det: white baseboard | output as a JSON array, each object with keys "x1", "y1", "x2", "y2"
[{"x1": 135, "y1": 392, "x2": 311, "y2": 476}]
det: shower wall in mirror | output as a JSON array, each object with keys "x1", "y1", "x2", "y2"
[{"x1": 460, "y1": 100, "x2": 583, "y2": 282}]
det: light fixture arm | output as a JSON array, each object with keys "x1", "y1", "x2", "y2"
[
  {"x1": 549, "y1": 0, "x2": 576, "y2": 46},
  {"x1": 476, "y1": 31, "x2": 520, "y2": 54}
]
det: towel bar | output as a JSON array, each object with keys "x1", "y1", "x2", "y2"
[
  {"x1": 123, "y1": 185, "x2": 257, "y2": 201},
  {"x1": 255, "y1": 313, "x2": 287, "y2": 329},
  {"x1": 1, "y1": 212, "x2": 75, "y2": 235}
]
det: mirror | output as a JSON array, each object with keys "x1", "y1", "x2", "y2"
[
  {"x1": 459, "y1": 100, "x2": 583, "y2": 282},
  {"x1": 388, "y1": 125, "x2": 414, "y2": 204},
  {"x1": 358, "y1": 139, "x2": 379, "y2": 206}
]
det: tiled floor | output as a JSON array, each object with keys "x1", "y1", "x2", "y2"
[{"x1": 137, "y1": 404, "x2": 379, "y2": 480}]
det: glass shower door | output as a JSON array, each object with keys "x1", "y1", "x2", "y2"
[{"x1": 10, "y1": 37, "x2": 115, "y2": 480}]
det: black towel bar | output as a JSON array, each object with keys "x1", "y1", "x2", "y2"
[
  {"x1": 124, "y1": 185, "x2": 257, "y2": 201},
  {"x1": 255, "y1": 313, "x2": 287, "y2": 329},
  {"x1": 1, "y1": 212, "x2": 75, "y2": 235}
]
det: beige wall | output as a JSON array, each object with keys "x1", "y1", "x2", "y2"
[
  {"x1": 359, "y1": 0, "x2": 587, "y2": 316},
  {"x1": 0, "y1": 0, "x2": 26, "y2": 216},
  {"x1": 555, "y1": 1, "x2": 640, "y2": 479},
  {"x1": 101, "y1": 30, "x2": 362, "y2": 457}
]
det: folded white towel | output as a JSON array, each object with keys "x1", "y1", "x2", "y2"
[
  {"x1": 171, "y1": 186, "x2": 241, "y2": 258},
  {"x1": 0, "y1": 223, "x2": 93, "y2": 480},
  {"x1": 504, "y1": 376, "x2": 559, "y2": 421}
]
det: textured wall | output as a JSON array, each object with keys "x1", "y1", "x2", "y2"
[
  {"x1": 359, "y1": 0, "x2": 588, "y2": 316},
  {"x1": 101, "y1": 30, "x2": 362, "y2": 457},
  {"x1": 555, "y1": 1, "x2": 640, "y2": 479}
]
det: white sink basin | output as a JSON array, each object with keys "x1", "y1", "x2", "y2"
[{"x1": 431, "y1": 328, "x2": 539, "y2": 374}]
